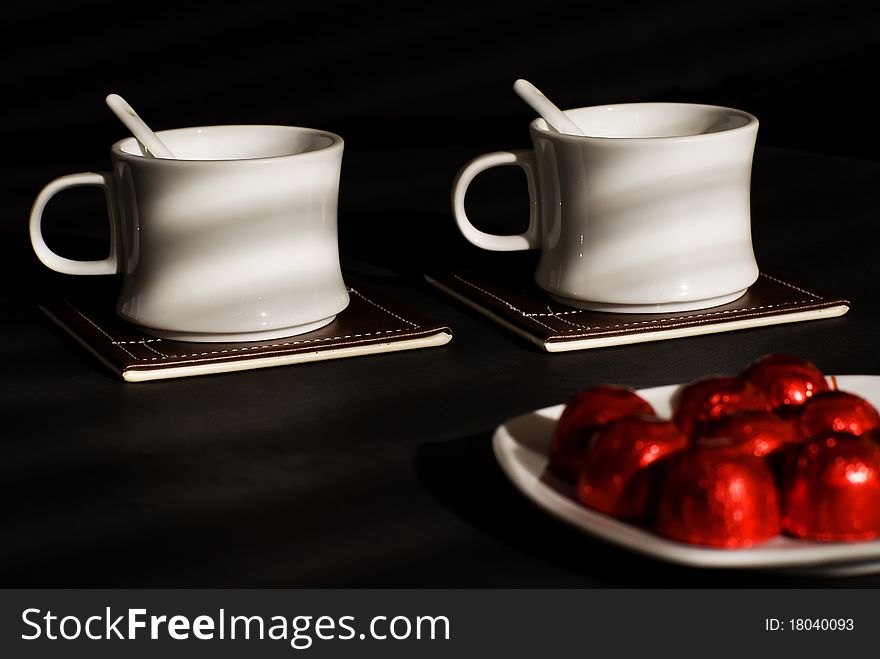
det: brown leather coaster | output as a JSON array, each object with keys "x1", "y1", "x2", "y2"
[
  {"x1": 40, "y1": 281, "x2": 453, "y2": 382},
  {"x1": 426, "y1": 265, "x2": 849, "y2": 352}
]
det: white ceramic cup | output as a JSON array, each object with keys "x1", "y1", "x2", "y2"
[
  {"x1": 30, "y1": 125, "x2": 350, "y2": 342},
  {"x1": 452, "y1": 103, "x2": 761, "y2": 313}
]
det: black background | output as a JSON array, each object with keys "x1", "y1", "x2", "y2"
[
  {"x1": 4, "y1": 0, "x2": 879, "y2": 159},
  {"x1": 2, "y1": 0, "x2": 880, "y2": 290},
  {"x1": 4, "y1": 0, "x2": 880, "y2": 588}
]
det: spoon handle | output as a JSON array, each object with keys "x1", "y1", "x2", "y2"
[
  {"x1": 105, "y1": 94, "x2": 175, "y2": 159},
  {"x1": 513, "y1": 79, "x2": 584, "y2": 136}
]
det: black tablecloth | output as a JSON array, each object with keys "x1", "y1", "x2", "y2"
[{"x1": 3, "y1": 146, "x2": 880, "y2": 586}]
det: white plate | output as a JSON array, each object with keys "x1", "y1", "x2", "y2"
[{"x1": 492, "y1": 375, "x2": 880, "y2": 576}]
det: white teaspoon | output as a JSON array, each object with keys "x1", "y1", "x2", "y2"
[
  {"x1": 513, "y1": 79, "x2": 584, "y2": 136},
  {"x1": 105, "y1": 93, "x2": 176, "y2": 158}
]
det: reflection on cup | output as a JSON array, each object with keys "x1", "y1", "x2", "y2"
[
  {"x1": 29, "y1": 125, "x2": 349, "y2": 342},
  {"x1": 452, "y1": 103, "x2": 760, "y2": 313}
]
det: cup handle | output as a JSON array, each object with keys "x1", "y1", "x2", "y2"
[
  {"x1": 29, "y1": 172, "x2": 119, "y2": 275},
  {"x1": 451, "y1": 150, "x2": 540, "y2": 251}
]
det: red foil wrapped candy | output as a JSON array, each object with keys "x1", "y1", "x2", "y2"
[
  {"x1": 549, "y1": 385, "x2": 654, "y2": 482},
  {"x1": 656, "y1": 444, "x2": 781, "y2": 548},
  {"x1": 741, "y1": 353, "x2": 829, "y2": 413},
  {"x1": 798, "y1": 391, "x2": 880, "y2": 439},
  {"x1": 782, "y1": 433, "x2": 880, "y2": 542},
  {"x1": 576, "y1": 415, "x2": 688, "y2": 521},
  {"x1": 699, "y1": 410, "x2": 800, "y2": 457},
  {"x1": 672, "y1": 376, "x2": 771, "y2": 439}
]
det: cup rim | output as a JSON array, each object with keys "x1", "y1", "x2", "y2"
[
  {"x1": 111, "y1": 124, "x2": 343, "y2": 164},
  {"x1": 529, "y1": 102, "x2": 758, "y2": 142}
]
